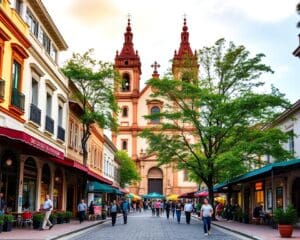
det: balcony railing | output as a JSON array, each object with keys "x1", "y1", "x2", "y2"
[
  {"x1": 0, "y1": 79, "x2": 5, "y2": 100},
  {"x1": 45, "y1": 115, "x2": 54, "y2": 134},
  {"x1": 29, "y1": 104, "x2": 41, "y2": 125},
  {"x1": 57, "y1": 126, "x2": 65, "y2": 142},
  {"x1": 11, "y1": 88, "x2": 25, "y2": 112}
]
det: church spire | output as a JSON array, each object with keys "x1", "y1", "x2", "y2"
[
  {"x1": 115, "y1": 16, "x2": 141, "y2": 73},
  {"x1": 151, "y1": 61, "x2": 160, "y2": 78},
  {"x1": 174, "y1": 17, "x2": 195, "y2": 59}
]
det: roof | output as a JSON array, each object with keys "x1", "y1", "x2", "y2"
[
  {"x1": 104, "y1": 135, "x2": 118, "y2": 152},
  {"x1": 27, "y1": 0, "x2": 68, "y2": 50},
  {"x1": 215, "y1": 158, "x2": 300, "y2": 191}
]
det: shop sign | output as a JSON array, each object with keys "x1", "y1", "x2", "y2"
[{"x1": 255, "y1": 182, "x2": 263, "y2": 191}]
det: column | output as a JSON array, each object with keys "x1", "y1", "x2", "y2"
[
  {"x1": 17, "y1": 157, "x2": 25, "y2": 213},
  {"x1": 36, "y1": 160, "x2": 42, "y2": 211}
]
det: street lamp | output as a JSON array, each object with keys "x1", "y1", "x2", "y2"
[{"x1": 5, "y1": 158, "x2": 12, "y2": 166}]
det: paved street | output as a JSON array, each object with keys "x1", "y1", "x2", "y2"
[{"x1": 65, "y1": 211, "x2": 247, "y2": 240}]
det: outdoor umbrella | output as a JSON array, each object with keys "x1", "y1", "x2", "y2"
[
  {"x1": 167, "y1": 194, "x2": 178, "y2": 201},
  {"x1": 194, "y1": 191, "x2": 209, "y2": 198},
  {"x1": 143, "y1": 192, "x2": 165, "y2": 199}
]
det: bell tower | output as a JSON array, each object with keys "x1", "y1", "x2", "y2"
[
  {"x1": 113, "y1": 17, "x2": 141, "y2": 160},
  {"x1": 172, "y1": 17, "x2": 199, "y2": 81}
]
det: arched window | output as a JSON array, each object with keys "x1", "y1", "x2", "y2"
[
  {"x1": 122, "y1": 140, "x2": 128, "y2": 150},
  {"x1": 122, "y1": 106, "x2": 128, "y2": 117},
  {"x1": 41, "y1": 164, "x2": 51, "y2": 205},
  {"x1": 23, "y1": 157, "x2": 37, "y2": 211},
  {"x1": 151, "y1": 106, "x2": 160, "y2": 124},
  {"x1": 121, "y1": 73, "x2": 130, "y2": 92},
  {"x1": 53, "y1": 168, "x2": 63, "y2": 209}
]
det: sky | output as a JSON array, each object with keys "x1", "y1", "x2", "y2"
[{"x1": 43, "y1": 0, "x2": 299, "y2": 103}]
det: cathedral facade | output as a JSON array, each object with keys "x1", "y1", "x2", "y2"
[{"x1": 112, "y1": 18, "x2": 198, "y2": 196}]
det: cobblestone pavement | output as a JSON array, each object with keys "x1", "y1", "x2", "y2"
[{"x1": 67, "y1": 211, "x2": 246, "y2": 240}]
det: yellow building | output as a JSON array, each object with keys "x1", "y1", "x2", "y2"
[{"x1": 0, "y1": 0, "x2": 30, "y2": 123}]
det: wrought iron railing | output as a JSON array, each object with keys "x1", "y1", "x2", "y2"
[
  {"x1": 11, "y1": 88, "x2": 25, "y2": 112},
  {"x1": 45, "y1": 115, "x2": 54, "y2": 134},
  {"x1": 57, "y1": 126, "x2": 65, "y2": 141},
  {"x1": 29, "y1": 104, "x2": 41, "y2": 125}
]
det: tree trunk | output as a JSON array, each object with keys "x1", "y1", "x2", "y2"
[{"x1": 207, "y1": 176, "x2": 216, "y2": 220}]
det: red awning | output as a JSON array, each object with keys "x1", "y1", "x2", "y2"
[
  {"x1": 120, "y1": 188, "x2": 129, "y2": 194},
  {"x1": 179, "y1": 191, "x2": 197, "y2": 199},
  {"x1": 0, "y1": 127, "x2": 64, "y2": 159},
  {"x1": 194, "y1": 191, "x2": 209, "y2": 198}
]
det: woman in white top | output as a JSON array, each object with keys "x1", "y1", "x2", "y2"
[{"x1": 200, "y1": 198, "x2": 213, "y2": 236}]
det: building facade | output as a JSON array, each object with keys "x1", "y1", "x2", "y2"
[{"x1": 112, "y1": 18, "x2": 198, "y2": 196}]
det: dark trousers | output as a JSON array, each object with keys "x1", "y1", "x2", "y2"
[
  {"x1": 155, "y1": 208, "x2": 160, "y2": 217},
  {"x1": 111, "y1": 212, "x2": 117, "y2": 226},
  {"x1": 203, "y1": 217, "x2": 212, "y2": 233},
  {"x1": 176, "y1": 210, "x2": 181, "y2": 223},
  {"x1": 152, "y1": 208, "x2": 155, "y2": 216},
  {"x1": 166, "y1": 209, "x2": 170, "y2": 219},
  {"x1": 185, "y1": 211, "x2": 191, "y2": 224},
  {"x1": 172, "y1": 209, "x2": 175, "y2": 219},
  {"x1": 78, "y1": 211, "x2": 85, "y2": 223},
  {"x1": 123, "y1": 211, "x2": 128, "y2": 224}
]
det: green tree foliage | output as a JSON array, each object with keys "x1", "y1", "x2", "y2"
[
  {"x1": 116, "y1": 151, "x2": 141, "y2": 188},
  {"x1": 62, "y1": 49, "x2": 118, "y2": 165},
  {"x1": 140, "y1": 39, "x2": 293, "y2": 204}
]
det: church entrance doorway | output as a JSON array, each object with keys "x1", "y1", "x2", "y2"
[{"x1": 147, "y1": 167, "x2": 163, "y2": 194}]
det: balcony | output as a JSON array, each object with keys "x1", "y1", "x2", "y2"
[
  {"x1": 0, "y1": 79, "x2": 4, "y2": 101},
  {"x1": 11, "y1": 88, "x2": 25, "y2": 112},
  {"x1": 45, "y1": 115, "x2": 54, "y2": 134},
  {"x1": 57, "y1": 126, "x2": 65, "y2": 142},
  {"x1": 29, "y1": 104, "x2": 41, "y2": 125}
]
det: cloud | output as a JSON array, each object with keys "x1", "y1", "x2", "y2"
[{"x1": 68, "y1": 0, "x2": 120, "y2": 26}]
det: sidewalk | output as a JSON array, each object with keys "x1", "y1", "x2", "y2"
[
  {"x1": 212, "y1": 220, "x2": 300, "y2": 240},
  {"x1": 0, "y1": 218, "x2": 108, "y2": 240}
]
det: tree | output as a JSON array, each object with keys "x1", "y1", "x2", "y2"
[
  {"x1": 140, "y1": 39, "x2": 293, "y2": 205},
  {"x1": 62, "y1": 49, "x2": 118, "y2": 165},
  {"x1": 116, "y1": 151, "x2": 141, "y2": 188}
]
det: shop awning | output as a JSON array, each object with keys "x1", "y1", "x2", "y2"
[
  {"x1": 214, "y1": 158, "x2": 300, "y2": 192},
  {"x1": 0, "y1": 127, "x2": 64, "y2": 159},
  {"x1": 87, "y1": 170, "x2": 113, "y2": 185},
  {"x1": 87, "y1": 181, "x2": 118, "y2": 194},
  {"x1": 178, "y1": 191, "x2": 196, "y2": 199}
]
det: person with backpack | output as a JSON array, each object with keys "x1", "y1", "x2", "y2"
[
  {"x1": 121, "y1": 198, "x2": 130, "y2": 224},
  {"x1": 111, "y1": 200, "x2": 118, "y2": 226},
  {"x1": 175, "y1": 201, "x2": 183, "y2": 223}
]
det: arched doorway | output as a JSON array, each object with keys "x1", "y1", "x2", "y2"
[
  {"x1": 0, "y1": 151, "x2": 18, "y2": 212},
  {"x1": 53, "y1": 168, "x2": 63, "y2": 210},
  {"x1": 23, "y1": 157, "x2": 37, "y2": 211},
  {"x1": 148, "y1": 167, "x2": 163, "y2": 194},
  {"x1": 40, "y1": 164, "x2": 51, "y2": 207},
  {"x1": 292, "y1": 178, "x2": 300, "y2": 217}
]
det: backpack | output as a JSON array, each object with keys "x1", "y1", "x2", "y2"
[{"x1": 111, "y1": 204, "x2": 117, "y2": 213}]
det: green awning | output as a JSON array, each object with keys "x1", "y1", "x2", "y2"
[
  {"x1": 214, "y1": 158, "x2": 300, "y2": 192},
  {"x1": 87, "y1": 181, "x2": 117, "y2": 194}
]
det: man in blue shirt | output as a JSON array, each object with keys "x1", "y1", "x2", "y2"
[
  {"x1": 121, "y1": 198, "x2": 130, "y2": 224},
  {"x1": 77, "y1": 199, "x2": 87, "y2": 223}
]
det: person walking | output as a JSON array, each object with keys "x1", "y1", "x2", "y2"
[
  {"x1": 175, "y1": 201, "x2": 182, "y2": 223},
  {"x1": 42, "y1": 194, "x2": 53, "y2": 230},
  {"x1": 121, "y1": 198, "x2": 130, "y2": 224},
  {"x1": 155, "y1": 200, "x2": 161, "y2": 217},
  {"x1": 165, "y1": 201, "x2": 171, "y2": 219},
  {"x1": 184, "y1": 200, "x2": 193, "y2": 224},
  {"x1": 151, "y1": 201, "x2": 155, "y2": 216},
  {"x1": 78, "y1": 199, "x2": 87, "y2": 224},
  {"x1": 0, "y1": 192, "x2": 6, "y2": 215},
  {"x1": 171, "y1": 201, "x2": 176, "y2": 219},
  {"x1": 200, "y1": 198, "x2": 214, "y2": 236},
  {"x1": 111, "y1": 200, "x2": 118, "y2": 226}
]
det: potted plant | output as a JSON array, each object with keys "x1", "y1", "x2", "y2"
[
  {"x1": 64, "y1": 211, "x2": 72, "y2": 223},
  {"x1": 3, "y1": 214, "x2": 13, "y2": 232},
  {"x1": 0, "y1": 215, "x2": 4, "y2": 233},
  {"x1": 50, "y1": 213, "x2": 57, "y2": 225},
  {"x1": 33, "y1": 213, "x2": 44, "y2": 230},
  {"x1": 274, "y1": 205, "x2": 297, "y2": 238},
  {"x1": 56, "y1": 212, "x2": 64, "y2": 224}
]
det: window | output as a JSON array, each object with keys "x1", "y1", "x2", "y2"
[
  {"x1": 183, "y1": 170, "x2": 189, "y2": 181},
  {"x1": 122, "y1": 106, "x2": 128, "y2": 117},
  {"x1": 46, "y1": 93, "x2": 52, "y2": 116},
  {"x1": 43, "y1": 33, "x2": 51, "y2": 55},
  {"x1": 74, "y1": 125, "x2": 79, "y2": 150},
  {"x1": 69, "y1": 121, "x2": 74, "y2": 147},
  {"x1": 287, "y1": 130, "x2": 294, "y2": 154},
  {"x1": 50, "y1": 44, "x2": 57, "y2": 62},
  {"x1": 31, "y1": 78, "x2": 38, "y2": 106},
  {"x1": 121, "y1": 73, "x2": 130, "y2": 92},
  {"x1": 150, "y1": 106, "x2": 160, "y2": 124},
  {"x1": 122, "y1": 140, "x2": 128, "y2": 150},
  {"x1": 12, "y1": 60, "x2": 21, "y2": 90},
  {"x1": 58, "y1": 105, "x2": 63, "y2": 127},
  {"x1": 15, "y1": 0, "x2": 22, "y2": 14},
  {"x1": 26, "y1": 10, "x2": 39, "y2": 38},
  {"x1": 276, "y1": 187, "x2": 283, "y2": 208}
]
